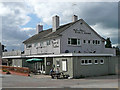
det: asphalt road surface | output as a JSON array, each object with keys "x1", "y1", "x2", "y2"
[{"x1": 1, "y1": 74, "x2": 118, "y2": 88}]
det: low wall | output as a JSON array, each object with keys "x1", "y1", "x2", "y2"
[
  {"x1": 2, "y1": 50, "x2": 21, "y2": 56},
  {"x1": 104, "y1": 48, "x2": 116, "y2": 56},
  {"x1": 0, "y1": 65, "x2": 30, "y2": 76}
]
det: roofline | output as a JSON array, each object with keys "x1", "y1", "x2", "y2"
[
  {"x1": 23, "y1": 20, "x2": 81, "y2": 44},
  {"x1": 2, "y1": 53, "x2": 114, "y2": 59},
  {"x1": 80, "y1": 19, "x2": 106, "y2": 41}
]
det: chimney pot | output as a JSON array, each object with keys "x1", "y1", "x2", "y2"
[
  {"x1": 72, "y1": 15, "x2": 78, "y2": 22},
  {"x1": 36, "y1": 24, "x2": 43, "y2": 34}
]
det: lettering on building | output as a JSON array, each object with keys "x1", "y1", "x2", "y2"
[{"x1": 73, "y1": 29, "x2": 91, "y2": 34}]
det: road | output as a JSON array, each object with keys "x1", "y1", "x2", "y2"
[{"x1": 1, "y1": 74, "x2": 118, "y2": 88}]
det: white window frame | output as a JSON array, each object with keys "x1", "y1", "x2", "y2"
[
  {"x1": 68, "y1": 38, "x2": 71, "y2": 45},
  {"x1": 62, "y1": 59, "x2": 67, "y2": 71},
  {"x1": 93, "y1": 40, "x2": 101, "y2": 45},
  {"x1": 100, "y1": 59, "x2": 104, "y2": 64},
  {"x1": 26, "y1": 44, "x2": 32, "y2": 48},
  {"x1": 68, "y1": 38, "x2": 81, "y2": 46},
  {"x1": 46, "y1": 40, "x2": 50, "y2": 46},
  {"x1": 88, "y1": 59, "x2": 92, "y2": 64},
  {"x1": 81, "y1": 59, "x2": 92, "y2": 65},
  {"x1": 88, "y1": 40, "x2": 91, "y2": 44},
  {"x1": 34, "y1": 43, "x2": 38, "y2": 47},
  {"x1": 81, "y1": 59, "x2": 85, "y2": 65},
  {"x1": 77, "y1": 39, "x2": 81, "y2": 46},
  {"x1": 40, "y1": 42, "x2": 44, "y2": 47},
  {"x1": 97, "y1": 40, "x2": 101, "y2": 45},
  {"x1": 83, "y1": 40, "x2": 86, "y2": 44},
  {"x1": 94, "y1": 59, "x2": 98, "y2": 64},
  {"x1": 56, "y1": 60, "x2": 60, "y2": 67}
]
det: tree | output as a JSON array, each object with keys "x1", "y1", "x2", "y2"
[
  {"x1": 105, "y1": 38, "x2": 112, "y2": 48},
  {"x1": 115, "y1": 46, "x2": 120, "y2": 56},
  {"x1": 2, "y1": 45, "x2": 7, "y2": 52}
]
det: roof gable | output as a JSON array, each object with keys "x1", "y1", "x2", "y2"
[{"x1": 23, "y1": 19, "x2": 105, "y2": 44}]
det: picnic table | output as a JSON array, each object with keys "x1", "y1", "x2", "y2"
[{"x1": 51, "y1": 72, "x2": 69, "y2": 79}]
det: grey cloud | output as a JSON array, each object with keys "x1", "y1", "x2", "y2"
[
  {"x1": 1, "y1": 2, "x2": 118, "y2": 51},
  {"x1": 75, "y1": 2, "x2": 118, "y2": 29}
]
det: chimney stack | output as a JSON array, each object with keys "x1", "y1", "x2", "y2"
[
  {"x1": 36, "y1": 24, "x2": 43, "y2": 34},
  {"x1": 52, "y1": 15, "x2": 59, "y2": 32},
  {"x1": 72, "y1": 15, "x2": 78, "y2": 22}
]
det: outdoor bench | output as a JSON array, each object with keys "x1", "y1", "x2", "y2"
[{"x1": 51, "y1": 72, "x2": 69, "y2": 79}]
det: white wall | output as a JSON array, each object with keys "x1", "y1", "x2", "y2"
[
  {"x1": 24, "y1": 38, "x2": 61, "y2": 55},
  {"x1": 60, "y1": 20, "x2": 105, "y2": 54}
]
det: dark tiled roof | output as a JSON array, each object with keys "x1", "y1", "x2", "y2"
[
  {"x1": 23, "y1": 20, "x2": 79, "y2": 43},
  {"x1": 23, "y1": 19, "x2": 105, "y2": 44}
]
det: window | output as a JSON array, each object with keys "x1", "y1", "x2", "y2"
[
  {"x1": 68, "y1": 38, "x2": 71, "y2": 45},
  {"x1": 62, "y1": 60, "x2": 67, "y2": 71},
  {"x1": 56, "y1": 60, "x2": 60, "y2": 67},
  {"x1": 100, "y1": 59, "x2": 104, "y2": 64},
  {"x1": 71, "y1": 38, "x2": 77, "y2": 45},
  {"x1": 34, "y1": 43, "x2": 38, "y2": 47},
  {"x1": 88, "y1": 40, "x2": 90, "y2": 44},
  {"x1": 40, "y1": 42, "x2": 44, "y2": 47},
  {"x1": 81, "y1": 59, "x2": 92, "y2": 65},
  {"x1": 85, "y1": 60, "x2": 88, "y2": 64},
  {"x1": 83, "y1": 40, "x2": 86, "y2": 43},
  {"x1": 77, "y1": 39, "x2": 81, "y2": 45},
  {"x1": 81, "y1": 60, "x2": 84, "y2": 64},
  {"x1": 93, "y1": 40, "x2": 101, "y2": 45},
  {"x1": 88, "y1": 60, "x2": 92, "y2": 64},
  {"x1": 68, "y1": 38, "x2": 81, "y2": 45},
  {"x1": 47, "y1": 40, "x2": 50, "y2": 45},
  {"x1": 95, "y1": 40, "x2": 98, "y2": 44},
  {"x1": 98, "y1": 41, "x2": 100, "y2": 44},
  {"x1": 93, "y1": 40, "x2": 95, "y2": 44},
  {"x1": 94, "y1": 59, "x2": 98, "y2": 64},
  {"x1": 26, "y1": 44, "x2": 32, "y2": 48}
]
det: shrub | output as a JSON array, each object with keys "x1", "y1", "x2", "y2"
[{"x1": 2, "y1": 69, "x2": 8, "y2": 72}]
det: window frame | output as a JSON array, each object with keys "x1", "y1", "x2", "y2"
[
  {"x1": 88, "y1": 59, "x2": 92, "y2": 64},
  {"x1": 100, "y1": 59, "x2": 104, "y2": 64},
  {"x1": 34, "y1": 43, "x2": 38, "y2": 47},
  {"x1": 77, "y1": 39, "x2": 81, "y2": 45},
  {"x1": 83, "y1": 40, "x2": 86, "y2": 44},
  {"x1": 81, "y1": 59, "x2": 85, "y2": 65},
  {"x1": 56, "y1": 60, "x2": 60, "y2": 67},
  {"x1": 26, "y1": 44, "x2": 32, "y2": 48},
  {"x1": 68, "y1": 38, "x2": 71, "y2": 45},
  {"x1": 94, "y1": 59, "x2": 98, "y2": 64},
  {"x1": 68, "y1": 38, "x2": 81, "y2": 46},
  {"x1": 46, "y1": 40, "x2": 51, "y2": 46},
  {"x1": 40, "y1": 42, "x2": 44, "y2": 47},
  {"x1": 88, "y1": 40, "x2": 91, "y2": 44},
  {"x1": 81, "y1": 59, "x2": 92, "y2": 65},
  {"x1": 62, "y1": 59, "x2": 67, "y2": 72}
]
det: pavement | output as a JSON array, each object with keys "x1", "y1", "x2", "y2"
[{"x1": 1, "y1": 74, "x2": 119, "y2": 88}]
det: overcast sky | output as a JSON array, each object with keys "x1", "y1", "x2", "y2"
[{"x1": 0, "y1": 1, "x2": 118, "y2": 51}]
